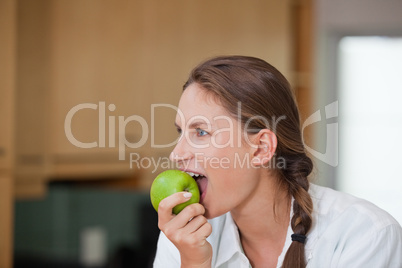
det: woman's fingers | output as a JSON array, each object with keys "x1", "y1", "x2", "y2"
[
  {"x1": 183, "y1": 214, "x2": 208, "y2": 233},
  {"x1": 156, "y1": 193, "x2": 212, "y2": 266},
  {"x1": 157, "y1": 192, "x2": 192, "y2": 228},
  {"x1": 160, "y1": 204, "x2": 206, "y2": 237},
  {"x1": 195, "y1": 220, "x2": 213, "y2": 240},
  {"x1": 174, "y1": 203, "x2": 205, "y2": 223}
]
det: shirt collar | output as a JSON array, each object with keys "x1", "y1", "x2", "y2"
[
  {"x1": 213, "y1": 212, "x2": 247, "y2": 267},
  {"x1": 213, "y1": 200, "x2": 295, "y2": 268}
]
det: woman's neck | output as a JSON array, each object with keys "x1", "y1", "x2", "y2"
[{"x1": 230, "y1": 173, "x2": 291, "y2": 267}]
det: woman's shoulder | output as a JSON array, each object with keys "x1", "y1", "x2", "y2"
[
  {"x1": 308, "y1": 183, "x2": 399, "y2": 230},
  {"x1": 306, "y1": 183, "x2": 402, "y2": 267}
]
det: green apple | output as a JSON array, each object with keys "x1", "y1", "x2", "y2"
[{"x1": 150, "y1": 169, "x2": 200, "y2": 214}]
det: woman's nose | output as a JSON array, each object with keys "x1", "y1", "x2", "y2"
[
  {"x1": 169, "y1": 137, "x2": 193, "y2": 164},
  {"x1": 169, "y1": 150, "x2": 192, "y2": 163}
]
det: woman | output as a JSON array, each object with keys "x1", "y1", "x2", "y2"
[{"x1": 153, "y1": 56, "x2": 402, "y2": 267}]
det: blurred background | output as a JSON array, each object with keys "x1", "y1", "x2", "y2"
[{"x1": 0, "y1": 0, "x2": 401, "y2": 267}]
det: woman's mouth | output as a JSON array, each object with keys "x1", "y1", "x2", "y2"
[{"x1": 186, "y1": 171, "x2": 208, "y2": 203}]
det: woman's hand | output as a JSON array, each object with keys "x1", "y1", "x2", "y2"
[{"x1": 157, "y1": 192, "x2": 213, "y2": 267}]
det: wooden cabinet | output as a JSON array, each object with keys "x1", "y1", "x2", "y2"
[
  {"x1": 14, "y1": 0, "x2": 51, "y2": 198},
  {"x1": 0, "y1": 0, "x2": 16, "y2": 171},
  {"x1": 292, "y1": 0, "x2": 315, "y2": 149},
  {"x1": 47, "y1": 1, "x2": 164, "y2": 180},
  {"x1": 0, "y1": 174, "x2": 13, "y2": 268},
  {"x1": 292, "y1": 0, "x2": 315, "y2": 123},
  {"x1": 15, "y1": 0, "x2": 295, "y2": 196},
  {"x1": 0, "y1": 0, "x2": 16, "y2": 266}
]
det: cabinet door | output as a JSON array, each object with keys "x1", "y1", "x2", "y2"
[
  {"x1": 0, "y1": 0, "x2": 15, "y2": 266},
  {"x1": 0, "y1": 0, "x2": 16, "y2": 171},
  {"x1": 49, "y1": 1, "x2": 154, "y2": 178},
  {"x1": 14, "y1": 0, "x2": 51, "y2": 198}
]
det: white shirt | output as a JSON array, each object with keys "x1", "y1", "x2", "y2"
[{"x1": 153, "y1": 184, "x2": 402, "y2": 267}]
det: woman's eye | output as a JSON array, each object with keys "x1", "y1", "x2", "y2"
[{"x1": 196, "y1": 128, "x2": 208, "y2": 137}]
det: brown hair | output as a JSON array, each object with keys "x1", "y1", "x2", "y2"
[{"x1": 183, "y1": 55, "x2": 313, "y2": 268}]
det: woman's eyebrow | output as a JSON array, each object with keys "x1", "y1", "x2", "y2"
[
  {"x1": 188, "y1": 121, "x2": 209, "y2": 129},
  {"x1": 174, "y1": 121, "x2": 211, "y2": 129}
]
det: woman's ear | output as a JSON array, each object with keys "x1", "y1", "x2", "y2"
[{"x1": 251, "y1": 129, "x2": 278, "y2": 167}]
